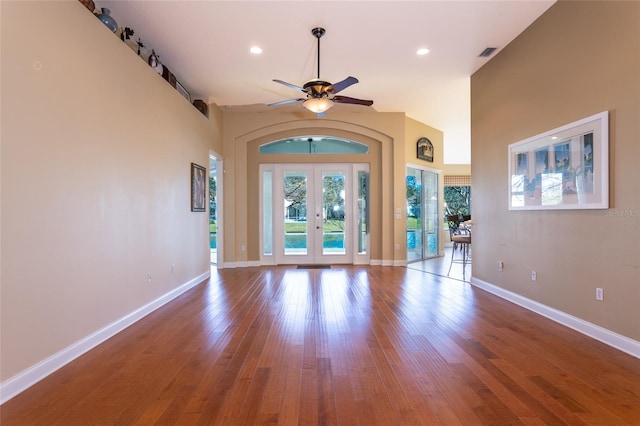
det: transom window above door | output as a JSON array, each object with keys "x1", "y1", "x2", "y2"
[{"x1": 259, "y1": 136, "x2": 368, "y2": 154}]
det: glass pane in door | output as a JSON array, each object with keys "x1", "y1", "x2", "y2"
[
  {"x1": 357, "y1": 170, "x2": 368, "y2": 254},
  {"x1": 406, "y1": 169, "x2": 423, "y2": 262},
  {"x1": 262, "y1": 170, "x2": 273, "y2": 256},
  {"x1": 424, "y1": 171, "x2": 439, "y2": 258},
  {"x1": 209, "y1": 157, "x2": 217, "y2": 264},
  {"x1": 283, "y1": 171, "x2": 308, "y2": 255},
  {"x1": 322, "y1": 171, "x2": 346, "y2": 255}
]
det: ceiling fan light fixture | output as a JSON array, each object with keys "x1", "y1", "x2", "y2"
[
  {"x1": 303, "y1": 97, "x2": 334, "y2": 113},
  {"x1": 270, "y1": 28, "x2": 373, "y2": 112}
]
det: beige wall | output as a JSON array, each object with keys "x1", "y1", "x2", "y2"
[
  {"x1": 443, "y1": 164, "x2": 471, "y2": 176},
  {"x1": 404, "y1": 117, "x2": 445, "y2": 255},
  {"x1": 1, "y1": 1, "x2": 220, "y2": 381},
  {"x1": 471, "y1": 1, "x2": 639, "y2": 340},
  {"x1": 220, "y1": 109, "x2": 444, "y2": 265},
  {"x1": 404, "y1": 117, "x2": 444, "y2": 170}
]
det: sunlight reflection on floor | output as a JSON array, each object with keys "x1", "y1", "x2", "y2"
[{"x1": 405, "y1": 246, "x2": 471, "y2": 282}]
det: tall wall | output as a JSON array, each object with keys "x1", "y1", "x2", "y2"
[
  {"x1": 404, "y1": 117, "x2": 444, "y2": 170},
  {"x1": 443, "y1": 164, "x2": 471, "y2": 176},
  {"x1": 1, "y1": 1, "x2": 220, "y2": 383},
  {"x1": 471, "y1": 1, "x2": 639, "y2": 341}
]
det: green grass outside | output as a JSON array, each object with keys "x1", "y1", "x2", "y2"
[
  {"x1": 407, "y1": 217, "x2": 419, "y2": 229},
  {"x1": 285, "y1": 219, "x2": 344, "y2": 233},
  {"x1": 212, "y1": 217, "x2": 445, "y2": 234},
  {"x1": 407, "y1": 216, "x2": 441, "y2": 233},
  {"x1": 210, "y1": 220, "x2": 345, "y2": 234}
]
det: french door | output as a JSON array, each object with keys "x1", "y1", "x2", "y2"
[
  {"x1": 261, "y1": 163, "x2": 369, "y2": 265},
  {"x1": 406, "y1": 166, "x2": 440, "y2": 262}
]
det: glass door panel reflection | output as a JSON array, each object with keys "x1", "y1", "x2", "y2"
[
  {"x1": 262, "y1": 170, "x2": 273, "y2": 256},
  {"x1": 321, "y1": 171, "x2": 346, "y2": 255},
  {"x1": 283, "y1": 170, "x2": 308, "y2": 255},
  {"x1": 406, "y1": 169, "x2": 423, "y2": 262},
  {"x1": 424, "y1": 171, "x2": 439, "y2": 258},
  {"x1": 406, "y1": 167, "x2": 439, "y2": 262},
  {"x1": 357, "y1": 170, "x2": 368, "y2": 254}
]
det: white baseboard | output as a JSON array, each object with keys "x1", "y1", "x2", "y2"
[
  {"x1": 470, "y1": 276, "x2": 640, "y2": 359},
  {"x1": 369, "y1": 259, "x2": 401, "y2": 266},
  {"x1": 0, "y1": 271, "x2": 211, "y2": 405},
  {"x1": 223, "y1": 261, "x2": 252, "y2": 268}
]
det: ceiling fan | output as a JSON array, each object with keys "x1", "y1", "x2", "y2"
[{"x1": 269, "y1": 27, "x2": 374, "y2": 115}]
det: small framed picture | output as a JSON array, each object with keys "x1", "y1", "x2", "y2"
[
  {"x1": 176, "y1": 81, "x2": 191, "y2": 102},
  {"x1": 417, "y1": 137, "x2": 434, "y2": 162},
  {"x1": 191, "y1": 163, "x2": 206, "y2": 212}
]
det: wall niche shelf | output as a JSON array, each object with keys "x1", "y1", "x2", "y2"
[{"x1": 82, "y1": 0, "x2": 209, "y2": 118}]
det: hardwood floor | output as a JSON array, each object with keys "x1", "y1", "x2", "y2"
[
  {"x1": 2, "y1": 265, "x2": 639, "y2": 425},
  {"x1": 406, "y1": 246, "x2": 471, "y2": 282}
]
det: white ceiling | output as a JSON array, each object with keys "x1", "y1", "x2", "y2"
[{"x1": 100, "y1": 0, "x2": 555, "y2": 164}]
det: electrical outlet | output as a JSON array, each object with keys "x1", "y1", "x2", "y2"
[
  {"x1": 395, "y1": 243, "x2": 400, "y2": 250},
  {"x1": 241, "y1": 245, "x2": 246, "y2": 252},
  {"x1": 531, "y1": 270, "x2": 537, "y2": 281},
  {"x1": 148, "y1": 273, "x2": 152, "y2": 282},
  {"x1": 595, "y1": 287, "x2": 604, "y2": 301},
  {"x1": 497, "y1": 261, "x2": 504, "y2": 272}
]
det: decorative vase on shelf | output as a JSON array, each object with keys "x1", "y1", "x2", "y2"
[
  {"x1": 148, "y1": 50, "x2": 163, "y2": 75},
  {"x1": 96, "y1": 8, "x2": 117, "y2": 32}
]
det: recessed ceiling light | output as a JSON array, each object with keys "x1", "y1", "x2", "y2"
[
  {"x1": 416, "y1": 48, "x2": 430, "y2": 56},
  {"x1": 250, "y1": 46, "x2": 262, "y2": 54}
]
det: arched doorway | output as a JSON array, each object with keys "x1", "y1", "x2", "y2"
[{"x1": 258, "y1": 137, "x2": 370, "y2": 265}]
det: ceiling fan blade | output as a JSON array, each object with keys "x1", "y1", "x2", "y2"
[
  {"x1": 267, "y1": 98, "x2": 304, "y2": 107},
  {"x1": 333, "y1": 95, "x2": 373, "y2": 106},
  {"x1": 332, "y1": 76, "x2": 359, "y2": 94},
  {"x1": 273, "y1": 79, "x2": 305, "y2": 92}
]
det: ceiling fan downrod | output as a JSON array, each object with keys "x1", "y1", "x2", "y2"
[{"x1": 311, "y1": 27, "x2": 325, "y2": 79}]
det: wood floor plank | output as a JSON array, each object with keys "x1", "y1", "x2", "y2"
[{"x1": 2, "y1": 265, "x2": 640, "y2": 425}]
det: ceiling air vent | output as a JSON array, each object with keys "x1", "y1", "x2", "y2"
[{"x1": 479, "y1": 47, "x2": 498, "y2": 58}]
